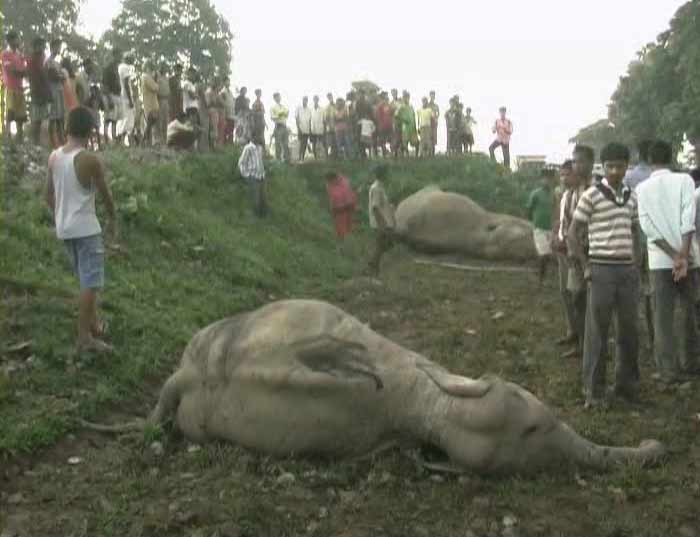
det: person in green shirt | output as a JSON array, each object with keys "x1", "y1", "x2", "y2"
[{"x1": 527, "y1": 167, "x2": 557, "y2": 285}]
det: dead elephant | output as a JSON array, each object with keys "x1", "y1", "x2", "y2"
[
  {"x1": 83, "y1": 300, "x2": 664, "y2": 474},
  {"x1": 394, "y1": 186, "x2": 538, "y2": 261}
]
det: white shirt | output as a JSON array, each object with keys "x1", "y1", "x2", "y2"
[
  {"x1": 182, "y1": 80, "x2": 198, "y2": 110},
  {"x1": 310, "y1": 106, "x2": 325, "y2": 135},
  {"x1": 50, "y1": 147, "x2": 101, "y2": 240},
  {"x1": 695, "y1": 187, "x2": 700, "y2": 256},
  {"x1": 167, "y1": 119, "x2": 193, "y2": 141},
  {"x1": 295, "y1": 105, "x2": 313, "y2": 134},
  {"x1": 637, "y1": 168, "x2": 699, "y2": 270},
  {"x1": 359, "y1": 118, "x2": 375, "y2": 139},
  {"x1": 117, "y1": 63, "x2": 134, "y2": 100},
  {"x1": 368, "y1": 180, "x2": 395, "y2": 229},
  {"x1": 238, "y1": 142, "x2": 265, "y2": 180}
]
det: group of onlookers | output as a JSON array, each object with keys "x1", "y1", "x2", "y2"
[
  {"x1": 1, "y1": 32, "x2": 249, "y2": 152},
  {"x1": 264, "y1": 89, "x2": 514, "y2": 168},
  {"x1": 527, "y1": 140, "x2": 700, "y2": 408}
]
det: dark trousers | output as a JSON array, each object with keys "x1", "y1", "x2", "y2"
[
  {"x1": 651, "y1": 269, "x2": 700, "y2": 378},
  {"x1": 298, "y1": 132, "x2": 310, "y2": 161},
  {"x1": 557, "y1": 255, "x2": 577, "y2": 337},
  {"x1": 489, "y1": 140, "x2": 510, "y2": 169},
  {"x1": 583, "y1": 264, "x2": 640, "y2": 398},
  {"x1": 246, "y1": 176, "x2": 267, "y2": 217},
  {"x1": 368, "y1": 230, "x2": 395, "y2": 273}
]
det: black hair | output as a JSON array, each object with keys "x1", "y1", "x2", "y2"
[
  {"x1": 637, "y1": 140, "x2": 653, "y2": 162},
  {"x1": 573, "y1": 144, "x2": 595, "y2": 162},
  {"x1": 561, "y1": 159, "x2": 573, "y2": 170},
  {"x1": 541, "y1": 167, "x2": 556, "y2": 178},
  {"x1": 49, "y1": 38, "x2": 62, "y2": 49},
  {"x1": 324, "y1": 171, "x2": 338, "y2": 181},
  {"x1": 690, "y1": 168, "x2": 700, "y2": 185},
  {"x1": 67, "y1": 107, "x2": 95, "y2": 138},
  {"x1": 374, "y1": 164, "x2": 389, "y2": 180},
  {"x1": 6, "y1": 30, "x2": 19, "y2": 41},
  {"x1": 648, "y1": 140, "x2": 673, "y2": 166},
  {"x1": 32, "y1": 37, "x2": 46, "y2": 48},
  {"x1": 600, "y1": 142, "x2": 630, "y2": 164}
]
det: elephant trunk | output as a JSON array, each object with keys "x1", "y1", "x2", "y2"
[{"x1": 555, "y1": 423, "x2": 665, "y2": 470}]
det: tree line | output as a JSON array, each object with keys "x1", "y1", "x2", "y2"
[
  {"x1": 3, "y1": 0, "x2": 233, "y2": 79},
  {"x1": 572, "y1": 0, "x2": 699, "y2": 162}
]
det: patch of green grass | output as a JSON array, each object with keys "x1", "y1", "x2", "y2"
[{"x1": 0, "y1": 148, "x2": 531, "y2": 458}]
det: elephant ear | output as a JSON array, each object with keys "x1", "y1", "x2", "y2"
[
  {"x1": 294, "y1": 335, "x2": 384, "y2": 391},
  {"x1": 417, "y1": 363, "x2": 491, "y2": 398}
]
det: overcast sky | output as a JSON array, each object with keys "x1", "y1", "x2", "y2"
[{"x1": 79, "y1": 0, "x2": 684, "y2": 162}]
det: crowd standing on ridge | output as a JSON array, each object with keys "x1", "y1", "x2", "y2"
[
  {"x1": 2, "y1": 32, "x2": 518, "y2": 168},
  {"x1": 3, "y1": 30, "x2": 700, "y2": 412}
]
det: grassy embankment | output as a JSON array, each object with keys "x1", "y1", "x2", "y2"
[{"x1": 0, "y1": 147, "x2": 538, "y2": 458}]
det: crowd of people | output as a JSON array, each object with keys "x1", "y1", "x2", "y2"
[
  {"x1": 525, "y1": 140, "x2": 700, "y2": 408},
  {"x1": 2, "y1": 32, "x2": 518, "y2": 167},
  {"x1": 7, "y1": 31, "x2": 698, "y2": 410}
]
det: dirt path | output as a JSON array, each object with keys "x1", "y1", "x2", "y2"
[{"x1": 2, "y1": 251, "x2": 699, "y2": 537}]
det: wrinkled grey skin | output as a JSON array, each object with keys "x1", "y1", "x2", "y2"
[
  {"x1": 395, "y1": 186, "x2": 538, "y2": 261},
  {"x1": 85, "y1": 300, "x2": 664, "y2": 474}
]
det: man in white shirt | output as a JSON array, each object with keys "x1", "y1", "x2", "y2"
[
  {"x1": 368, "y1": 164, "x2": 396, "y2": 275},
  {"x1": 182, "y1": 67, "x2": 199, "y2": 121},
  {"x1": 310, "y1": 95, "x2": 325, "y2": 160},
  {"x1": 47, "y1": 107, "x2": 117, "y2": 353},
  {"x1": 270, "y1": 92, "x2": 290, "y2": 162},
  {"x1": 117, "y1": 54, "x2": 136, "y2": 144},
  {"x1": 637, "y1": 140, "x2": 700, "y2": 384},
  {"x1": 295, "y1": 96, "x2": 313, "y2": 162}
]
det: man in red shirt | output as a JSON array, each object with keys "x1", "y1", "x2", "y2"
[
  {"x1": 2, "y1": 30, "x2": 28, "y2": 142},
  {"x1": 27, "y1": 37, "x2": 51, "y2": 146},
  {"x1": 375, "y1": 91, "x2": 394, "y2": 158}
]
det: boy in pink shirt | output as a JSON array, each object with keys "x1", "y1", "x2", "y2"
[{"x1": 489, "y1": 106, "x2": 513, "y2": 170}]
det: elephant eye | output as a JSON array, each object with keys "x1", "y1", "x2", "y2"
[{"x1": 522, "y1": 425, "x2": 538, "y2": 437}]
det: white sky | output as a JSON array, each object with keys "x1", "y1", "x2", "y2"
[{"x1": 79, "y1": 0, "x2": 684, "y2": 162}]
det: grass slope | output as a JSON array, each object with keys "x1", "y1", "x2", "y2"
[{"x1": 0, "y1": 148, "x2": 537, "y2": 457}]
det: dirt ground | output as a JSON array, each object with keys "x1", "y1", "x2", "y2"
[{"x1": 2, "y1": 250, "x2": 699, "y2": 537}]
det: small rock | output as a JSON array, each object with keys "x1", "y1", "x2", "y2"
[
  {"x1": 503, "y1": 514, "x2": 518, "y2": 527},
  {"x1": 7, "y1": 492, "x2": 24, "y2": 505},
  {"x1": 502, "y1": 527, "x2": 520, "y2": 537},
  {"x1": 149, "y1": 441, "x2": 164, "y2": 456},
  {"x1": 679, "y1": 526, "x2": 697, "y2": 537},
  {"x1": 465, "y1": 329, "x2": 478, "y2": 336},
  {"x1": 187, "y1": 444, "x2": 201, "y2": 453},
  {"x1": 67, "y1": 456, "x2": 83, "y2": 465},
  {"x1": 472, "y1": 496, "x2": 490, "y2": 509},
  {"x1": 276, "y1": 472, "x2": 296, "y2": 486},
  {"x1": 430, "y1": 474, "x2": 445, "y2": 483},
  {"x1": 492, "y1": 311, "x2": 505, "y2": 320},
  {"x1": 179, "y1": 472, "x2": 196, "y2": 480},
  {"x1": 413, "y1": 525, "x2": 429, "y2": 537},
  {"x1": 339, "y1": 490, "x2": 356, "y2": 504}
]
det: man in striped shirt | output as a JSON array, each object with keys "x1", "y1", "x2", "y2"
[
  {"x1": 568, "y1": 142, "x2": 641, "y2": 408},
  {"x1": 238, "y1": 137, "x2": 267, "y2": 217}
]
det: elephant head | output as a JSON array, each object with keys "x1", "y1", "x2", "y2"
[{"x1": 419, "y1": 368, "x2": 665, "y2": 473}]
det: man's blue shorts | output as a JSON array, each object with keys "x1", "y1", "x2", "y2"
[{"x1": 64, "y1": 234, "x2": 105, "y2": 290}]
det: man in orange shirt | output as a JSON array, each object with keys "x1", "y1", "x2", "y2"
[{"x1": 489, "y1": 106, "x2": 513, "y2": 170}]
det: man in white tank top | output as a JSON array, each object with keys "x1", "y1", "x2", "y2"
[{"x1": 47, "y1": 107, "x2": 117, "y2": 353}]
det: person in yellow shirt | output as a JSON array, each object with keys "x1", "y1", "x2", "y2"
[
  {"x1": 416, "y1": 97, "x2": 435, "y2": 158},
  {"x1": 141, "y1": 62, "x2": 160, "y2": 147}
]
